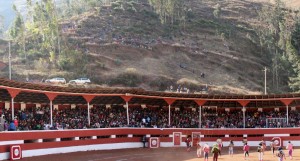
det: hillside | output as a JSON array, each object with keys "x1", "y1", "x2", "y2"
[
  {"x1": 1, "y1": 0, "x2": 300, "y2": 94},
  {"x1": 63, "y1": 0, "x2": 268, "y2": 94}
]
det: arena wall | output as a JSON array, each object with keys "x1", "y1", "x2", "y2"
[{"x1": 0, "y1": 128, "x2": 299, "y2": 160}]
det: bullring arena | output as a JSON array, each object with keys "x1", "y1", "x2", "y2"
[{"x1": 0, "y1": 78, "x2": 299, "y2": 160}]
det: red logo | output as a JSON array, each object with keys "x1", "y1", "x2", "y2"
[
  {"x1": 149, "y1": 138, "x2": 159, "y2": 148},
  {"x1": 10, "y1": 145, "x2": 22, "y2": 160},
  {"x1": 272, "y1": 137, "x2": 281, "y2": 147}
]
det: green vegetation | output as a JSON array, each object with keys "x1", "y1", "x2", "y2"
[
  {"x1": 3, "y1": 0, "x2": 300, "y2": 94},
  {"x1": 6, "y1": 0, "x2": 97, "y2": 76},
  {"x1": 110, "y1": 68, "x2": 144, "y2": 87},
  {"x1": 256, "y1": 0, "x2": 300, "y2": 92}
]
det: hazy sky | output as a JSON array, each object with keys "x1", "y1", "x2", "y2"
[{"x1": 0, "y1": 0, "x2": 15, "y2": 31}]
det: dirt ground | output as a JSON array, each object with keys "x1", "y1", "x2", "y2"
[{"x1": 20, "y1": 147, "x2": 299, "y2": 161}]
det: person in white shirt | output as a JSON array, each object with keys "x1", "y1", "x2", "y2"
[{"x1": 196, "y1": 140, "x2": 202, "y2": 158}]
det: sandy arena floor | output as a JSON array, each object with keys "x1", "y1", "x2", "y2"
[{"x1": 20, "y1": 147, "x2": 299, "y2": 161}]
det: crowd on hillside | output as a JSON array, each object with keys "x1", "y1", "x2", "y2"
[{"x1": 1, "y1": 105, "x2": 300, "y2": 131}]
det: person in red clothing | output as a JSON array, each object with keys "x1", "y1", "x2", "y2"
[
  {"x1": 211, "y1": 144, "x2": 220, "y2": 161},
  {"x1": 243, "y1": 143, "x2": 250, "y2": 160},
  {"x1": 14, "y1": 118, "x2": 18, "y2": 130},
  {"x1": 203, "y1": 143, "x2": 210, "y2": 161}
]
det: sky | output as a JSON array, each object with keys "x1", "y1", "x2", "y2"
[
  {"x1": 1, "y1": 0, "x2": 60, "y2": 32},
  {"x1": 0, "y1": 0, "x2": 16, "y2": 31}
]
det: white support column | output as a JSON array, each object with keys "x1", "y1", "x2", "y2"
[
  {"x1": 88, "y1": 102, "x2": 91, "y2": 126},
  {"x1": 11, "y1": 98, "x2": 14, "y2": 120},
  {"x1": 50, "y1": 100, "x2": 53, "y2": 127},
  {"x1": 126, "y1": 102, "x2": 129, "y2": 125},
  {"x1": 286, "y1": 105, "x2": 289, "y2": 126},
  {"x1": 199, "y1": 106, "x2": 202, "y2": 128},
  {"x1": 242, "y1": 106, "x2": 246, "y2": 128},
  {"x1": 168, "y1": 104, "x2": 171, "y2": 126}
]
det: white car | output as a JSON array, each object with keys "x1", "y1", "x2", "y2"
[
  {"x1": 69, "y1": 78, "x2": 91, "y2": 84},
  {"x1": 45, "y1": 77, "x2": 66, "y2": 84}
]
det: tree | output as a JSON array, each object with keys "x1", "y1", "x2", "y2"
[
  {"x1": 256, "y1": 0, "x2": 289, "y2": 92},
  {"x1": 148, "y1": 0, "x2": 186, "y2": 25},
  {"x1": 291, "y1": 22, "x2": 300, "y2": 55},
  {"x1": 9, "y1": 5, "x2": 24, "y2": 39}
]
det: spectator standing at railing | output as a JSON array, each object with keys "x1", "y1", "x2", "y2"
[
  {"x1": 8, "y1": 121, "x2": 16, "y2": 131},
  {"x1": 0, "y1": 115, "x2": 5, "y2": 131},
  {"x1": 14, "y1": 118, "x2": 18, "y2": 130},
  {"x1": 4, "y1": 121, "x2": 8, "y2": 131}
]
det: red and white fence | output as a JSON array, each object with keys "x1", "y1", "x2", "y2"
[{"x1": 0, "y1": 128, "x2": 299, "y2": 160}]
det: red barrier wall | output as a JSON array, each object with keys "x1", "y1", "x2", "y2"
[{"x1": 0, "y1": 128, "x2": 299, "y2": 159}]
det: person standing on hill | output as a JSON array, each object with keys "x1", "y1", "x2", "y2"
[
  {"x1": 243, "y1": 143, "x2": 250, "y2": 160},
  {"x1": 211, "y1": 144, "x2": 220, "y2": 161},
  {"x1": 286, "y1": 141, "x2": 293, "y2": 160}
]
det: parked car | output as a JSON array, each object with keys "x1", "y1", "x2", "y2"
[
  {"x1": 69, "y1": 78, "x2": 91, "y2": 84},
  {"x1": 45, "y1": 77, "x2": 66, "y2": 84}
]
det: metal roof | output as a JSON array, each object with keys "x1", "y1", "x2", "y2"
[{"x1": 0, "y1": 78, "x2": 299, "y2": 107}]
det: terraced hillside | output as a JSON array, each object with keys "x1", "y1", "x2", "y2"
[
  {"x1": 60, "y1": 0, "x2": 268, "y2": 94},
  {"x1": 1, "y1": 0, "x2": 299, "y2": 94}
]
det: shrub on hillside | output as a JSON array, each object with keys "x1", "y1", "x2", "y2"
[
  {"x1": 177, "y1": 78, "x2": 200, "y2": 90},
  {"x1": 57, "y1": 49, "x2": 86, "y2": 76},
  {"x1": 141, "y1": 10, "x2": 155, "y2": 18},
  {"x1": 110, "y1": 68, "x2": 144, "y2": 87},
  {"x1": 111, "y1": 1, "x2": 121, "y2": 8},
  {"x1": 149, "y1": 76, "x2": 174, "y2": 91},
  {"x1": 34, "y1": 58, "x2": 50, "y2": 72},
  {"x1": 112, "y1": 1, "x2": 124, "y2": 12}
]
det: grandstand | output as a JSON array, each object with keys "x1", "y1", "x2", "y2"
[
  {"x1": 0, "y1": 78, "x2": 299, "y2": 160},
  {"x1": 0, "y1": 78, "x2": 298, "y2": 129}
]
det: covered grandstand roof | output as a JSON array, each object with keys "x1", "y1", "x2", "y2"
[{"x1": 0, "y1": 78, "x2": 300, "y2": 107}]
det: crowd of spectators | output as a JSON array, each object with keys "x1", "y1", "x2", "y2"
[{"x1": 1, "y1": 105, "x2": 300, "y2": 131}]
